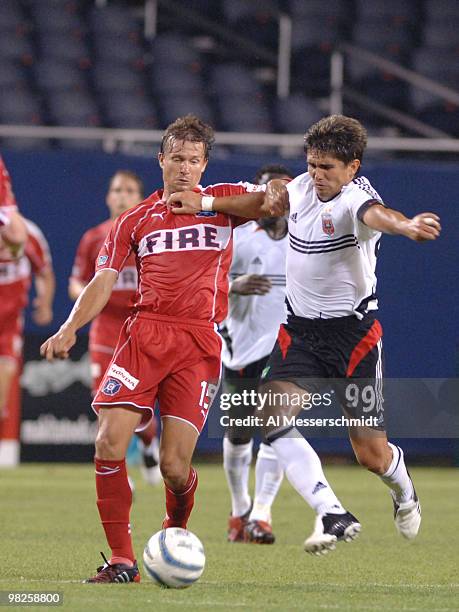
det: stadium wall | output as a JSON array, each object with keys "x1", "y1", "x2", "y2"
[{"x1": 2, "y1": 151, "x2": 458, "y2": 461}]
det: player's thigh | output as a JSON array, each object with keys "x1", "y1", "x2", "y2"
[
  {"x1": 334, "y1": 333, "x2": 385, "y2": 431},
  {"x1": 160, "y1": 416, "x2": 199, "y2": 471},
  {"x1": 258, "y1": 379, "x2": 314, "y2": 436},
  {"x1": 96, "y1": 405, "x2": 143, "y2": 458}
]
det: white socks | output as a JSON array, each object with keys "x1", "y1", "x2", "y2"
[
  {"x1": 380, "y1": 443, "x2": 414, "y2": 503},
  {"x1": 270, "y1": 429, "x2": 345, "y2": 516},
  {"x1": 223, "y1": 437, "x2": 253, "y2": 517},
  {"x1": 249, "y1": 443, "x2": 284, "y2": 524}
]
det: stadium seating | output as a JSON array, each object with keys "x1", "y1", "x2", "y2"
[{"x1": 0, "y1": 0, "x2": 457, "y2": 149}]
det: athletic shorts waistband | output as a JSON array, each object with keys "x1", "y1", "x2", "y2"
[
  {"x1": 287, "y1": 313, "x2": 375, "y2": 330},
  {"x1": 134, "y1": 310, "x2": 215, "y2": 329}
]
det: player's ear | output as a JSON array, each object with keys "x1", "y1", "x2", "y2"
[
  {"x1": 158, "y1": 152, "x2": 164, "y2": 168},
  {"x1": 349, "y1": 159, "x2": 360, "y2": 177}
]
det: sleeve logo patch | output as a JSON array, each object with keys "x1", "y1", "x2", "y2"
[
  {"x1": 102, "y1": 377, "x2": 122, "y2": 396},
  {"x1": 97, "y1": 255, "x2": 108, "y2": 266}
]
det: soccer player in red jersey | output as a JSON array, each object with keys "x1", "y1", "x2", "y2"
[
  {"x1": 0, "y1": 154, "x2": 27, "y2": 259},
  {"x1": 40, "y1": 115, "x2": 287, "y2": 583},
  {"x1": 69, "y1": 170, "x2": 160, "y2": 485},
  {"x1": 0, "y1": 218, "x2": 55, "y2": 419}
]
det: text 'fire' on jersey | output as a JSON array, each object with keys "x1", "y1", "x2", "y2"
[
  {"x1": 220, "y1": 221, "x2": 288, "y2": 370},
  {"x1": 95, "y1": 183, "x2": 263, "y2": 324},
  {"x1": 286, "y1": 173, "x2": 385, "y2": 319}
]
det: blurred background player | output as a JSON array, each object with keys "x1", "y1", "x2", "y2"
[
  {"x1": 68, "y1": 170, "x2": 161, "y2": 486},
  {"x1": 221, "y1": 164, "x2": 293, "y2": 544},
  {"x1": 0, "y1": 155, "x2": 27, "y2": 259},
  {"x1": 0, "y1": 217, "x2": 55, "y2": 419}
]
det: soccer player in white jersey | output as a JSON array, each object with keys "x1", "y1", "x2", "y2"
[
  {"x1": 257, "y1": 115, "x2": 441, "y2": 555},
  {"x1": 221, "y1": 165, "x2": 293, "y2": 544}
]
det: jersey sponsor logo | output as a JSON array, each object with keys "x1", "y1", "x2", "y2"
[
  {"x1": 321, "y1": 212, "x2": 335, "y2": 236},
  {"x1": 102, "y1": 377, "x2": 122, "y2": 396},
  {"x1": 107, "y1": 363, "x2": 139, "y2": 390},
  {"x1": 138, "y1": 224, "x2": 232, "y2": 257},
  {"x1": 97, "y1": 255, "x2": 108, "y2": 266}
]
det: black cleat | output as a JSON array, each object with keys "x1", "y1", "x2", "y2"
[
  {"x1": 84, "y1": 552, "x2": 141, "y2": 583},
  {"x1": 244, "y1": 519, "x2": 275, "y2": 544},
  {"x1": 304, "y1": 511, "x2": 361, "y2": 555}
]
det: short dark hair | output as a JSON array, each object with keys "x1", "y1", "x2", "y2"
[
  {"x1": 110, "y1": 170, "x2": 144, "y2": 198},
  {"x1": 304, "y1": 115, "x2": 368, "y2": 164},
  {"x1": 160, "y1": 114, "x2": 215, "y2": 160},
  {"x1": 254, "y1": 164, "x2": 294, "y2": 185}
]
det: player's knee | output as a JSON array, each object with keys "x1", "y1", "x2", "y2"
[
  {"x1": 160, "y1": 455, "x2": 189, "y2": 490},
  {"x1": 95, "y1": 430, "x2": 120, "y2": 460}
]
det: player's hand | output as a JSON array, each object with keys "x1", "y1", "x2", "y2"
[
  {"x1": 404, "y1": 213, "x2": 441, "y2": 241},
  {"x1": 231, "y1": 274, "x2": 272, "y2": 295},
  {"x1": 261, "y1": 180, "x2": 289, "y2": 217},
  {"x1": 32, "y1": 297, "x2": 53, "y2": 326},
  {"x1": 40, "y1": 324, "x2": 76, "y2": 361},
  {"x1": 167, "y1": 191, "x2": 203, "y2": 214}
]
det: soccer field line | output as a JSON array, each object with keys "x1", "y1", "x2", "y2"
[{"x1": 1, "y1": 578, "x2": 458, "y2": 590}]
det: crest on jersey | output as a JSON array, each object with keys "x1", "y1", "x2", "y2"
[
  {"x1": 321, "y1": 212, "x2": 335, "y2": 236},
  {"x1": 196, "y1": 211, "x2": 217, "y2": 217},
  {"x1": 102, "y1": 377, "x2": 121, "y2": 396}
]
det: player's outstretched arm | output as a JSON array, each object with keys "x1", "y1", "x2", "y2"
[
  {"x1": 168, "y1": 180, "x2": 289, "y2": 218},
  {"x1": 40, "y1": 269, "x2": 117, "y2": 361},
  {"x1": 362, "y1": 205, "x2": 441, "y2": 241}
]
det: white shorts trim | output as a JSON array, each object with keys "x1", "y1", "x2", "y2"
[{"x1": 91, "y1": 401, "x2": 154, "y2": 432}]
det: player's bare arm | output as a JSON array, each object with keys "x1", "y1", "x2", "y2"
[
  {"x1": 230, "y1": 274, "x2": 272, "y2": 296},
  {"x1": 362, "y1": 205, "x2": 441, "y2": 241},
  {"x1": 40, "y1": 269, "x2": 117, "y2": 361},
  {"x1": 168, "y1": 179, "x2": 289, "y2": 218},
  {"x1": 32, "y1": 267, "x2": 55, "y2": 326}
]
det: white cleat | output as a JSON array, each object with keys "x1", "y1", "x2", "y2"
[
  {"x1": 393, "y1": 487, "x2": 421, "y2": 540},
  {"x1": 304, "y1": 511, "x2": 361, "y2": 556}
]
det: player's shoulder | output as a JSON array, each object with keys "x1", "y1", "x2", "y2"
[
  {"x1": 203, "y1": 181, "x2": 264, "y2": 197},
  {"x1": 348, "y1": 175, "x2": 382, "y2": 202},
  {"x1": 115, "y1": 195, "x2": 160, "y2": 226},
  {"x1": 286, "y1": 172, "x2": 312, "y2": 198}
]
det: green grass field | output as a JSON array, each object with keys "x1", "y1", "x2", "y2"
[{"x1": 1, "y1": 463, "x2": 457, "y2": 611}]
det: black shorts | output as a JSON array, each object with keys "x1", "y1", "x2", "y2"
[{"x1": 261, "y1": 314, "x2": 385, "y2": 429}]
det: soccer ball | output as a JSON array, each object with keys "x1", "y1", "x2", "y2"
[{"x1": 142, "y1": 528, "x2": 205, "y2": 588}]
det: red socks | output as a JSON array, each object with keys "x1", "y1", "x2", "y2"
[
  {"x1": 95, "y1": 457, "x2": 134, "y2": 566},
  {"x1": 163, "y1": 468, "x2": 198, "y2": 529}
]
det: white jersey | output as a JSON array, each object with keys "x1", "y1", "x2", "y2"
[
  {"x1": 287, "y1": 172, "x2": 384, "y2": 319},
  {"x1": 221, "y1": 221, "x2": 288, "y2": 370}
]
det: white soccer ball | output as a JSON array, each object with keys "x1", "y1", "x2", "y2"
[{"x1": 142, "y1": 528, "x2": 205, "y2": 588}]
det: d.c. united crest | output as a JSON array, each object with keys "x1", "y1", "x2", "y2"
[{"x1": 321, "y1": 212, "x2": 335, "y2": 236}]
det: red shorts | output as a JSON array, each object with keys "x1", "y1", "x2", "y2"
[
  {"x1": 0, "y1": 311, "x2": 23, "y2": 364},
  {"x1": 92, "y1": 312, "x2": 222, "y2": 434}
]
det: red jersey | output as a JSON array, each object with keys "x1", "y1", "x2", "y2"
[
  {"x1": 96, "y1": 183, "x2": 262, "y2": 324},
  {"x1": 0, "y1": 155, "x2": 18, "y2": 213},
  {"x1": 0, "y1": 219, "x2": 52, "y2": 319}
]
